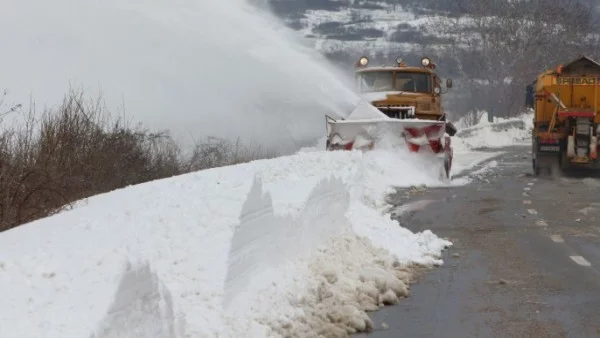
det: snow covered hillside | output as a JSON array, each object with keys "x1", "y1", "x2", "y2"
[
  {"x1": 0, "y1": 115, "x2": 531, "y2": 337},
  {"x1": 268, "y1": 0, "x2": 457, "y2": 67},
  {"x1": 266, "y1": 0, "x2": 599, "y2": 121}
]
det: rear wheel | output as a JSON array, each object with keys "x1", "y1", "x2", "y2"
[
  {"x1": 438, "y1": 164, "x2": 449, "y2": 182},
  {"x1": 533, "y1": 158, "x2": 540, "y2": 176},
  {"x1": 534, "y1": 153, "x2": 560, "y2": 177},
  {"x1": 444, "y1": 158, "x2": 451, "y2": 179},
  {"x1": 439, "y1": 152, "x2": 452, "y2": 181}
]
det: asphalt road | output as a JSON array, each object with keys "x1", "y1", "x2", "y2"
[{"x1": 356, "y1": 145, "x2": 600, "y2": 338}]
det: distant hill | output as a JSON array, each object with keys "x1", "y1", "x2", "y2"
[{"x1": 265, "y1": 0, "x2": 600, "y2": 120}]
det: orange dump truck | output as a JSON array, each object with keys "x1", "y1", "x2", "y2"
[{"x1": 527, "y1": 56, "x2": 600, "y2": 175}]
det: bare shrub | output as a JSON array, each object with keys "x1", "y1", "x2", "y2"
[
  {"x1": 426, "y1": 0, "x2": 599, "y2": 119},
  {"x1": 0, "y1": 89, "x2": 279, "y2": 232},
  {"x1": 187, "y1": 136, "x2": 279, "y2": 171}
]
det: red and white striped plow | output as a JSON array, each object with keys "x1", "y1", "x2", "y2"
[
  {"x1": 325, "y1": 116, "x2": 454, "y2": 180},
  {"x1": 403, "y1": 124, "x2": 453, "y2": 180}
]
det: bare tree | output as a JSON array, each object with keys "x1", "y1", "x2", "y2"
[{"x1": 427, "y1": 0, "x2": 598, "y2": 118}]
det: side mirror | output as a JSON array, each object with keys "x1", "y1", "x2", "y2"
[{"x1": 446, "y1": 79, "x2": 453, "y2": 88}]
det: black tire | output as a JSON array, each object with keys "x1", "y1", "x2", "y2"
[
  {"x1": 532, "y1": 137, "x2": 538, "y2": 176},
  {"x1": 533, "y1": 158, "x2": 540, "y2": 176},
  {"x1": 442, "y1": 155, "x2": 451, "y2": 180},
  {"x1": 559, "y1": 151, "x2": 570, "y2": 172}
]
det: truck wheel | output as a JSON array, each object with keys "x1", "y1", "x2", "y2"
[
  {"x1": 559, "y1": 151, "x2": 570, "y2": 173},
  {"x1": 533, "y1": 158, "x2": 540, "y2": 176},
  {"x1": 441, "y1": 156, "x2": 451, "y2": 181}
]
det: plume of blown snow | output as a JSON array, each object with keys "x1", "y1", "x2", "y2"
[{"x1": 0, "y1": 0, "x2": 361, "y2": 153}]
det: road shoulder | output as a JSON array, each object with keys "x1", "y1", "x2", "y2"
[{"x1": 355, "y1": 147, "x2": 600, "y2": 338}]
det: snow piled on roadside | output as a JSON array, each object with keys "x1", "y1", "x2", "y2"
[
  {"x1": 446, "y1": 110, "x2": 534, "y2": 179},
  {"x1": 453, "y1": 110, "x2": 534, "y2": 150},
  {"x1": 0, "y1": 148, "x2": 451, "y2": 338}
]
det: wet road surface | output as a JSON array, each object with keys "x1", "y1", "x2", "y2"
[{"x1": 357, "y1": 145, "x2": 600, "y2": 338}]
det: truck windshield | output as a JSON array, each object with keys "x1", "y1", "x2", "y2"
[
  {"x1": 396, "y1": 72, "x2": 431, "y2": 93},
  {"x1": 358, "y1": 71, "x2": 431, "y2": 93},
  {"x1": 359, "y1": 71, "x2": 394, "y2": 92}
]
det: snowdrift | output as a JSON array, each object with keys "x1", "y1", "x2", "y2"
[
  {"x1": 446, "y1": 111, "x2": 534, "y2": 178},
  {"x1": 453, "y1": 111, "x2": 534, "y2": 150},
  {"x1": 0, "y1": 148, "x2": 451, "y2": 338}
]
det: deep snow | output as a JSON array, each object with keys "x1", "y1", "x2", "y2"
[
  {"x1": 453, "y1": 111, "x2": 534, "y2": 150},
  {"x1": 0, "y1": 111, "x2": 533, "y2": 337},
  {"x1": 446, "y1": 110, "x2": 534, "y2": 183},
  {"x1": 0, "y1": 148, "x2": 450, "y2": 338},
  {"x1": 0, "y1": 0, "x2": 360, "y2": 152}
]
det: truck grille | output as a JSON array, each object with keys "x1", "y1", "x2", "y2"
[
  {"x1": 375, "y1": 105, "x2": 415, "y2": 119},
  {"x1": 417, "y1": 103, "x2": 432, "y2": 111}
]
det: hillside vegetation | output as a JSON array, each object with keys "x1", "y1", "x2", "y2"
[
  {"x1": 268, "y1": 0, "x2": 600, "y2": 120},
  {"x1": 0, "y1": 90, "x2": 278, "y2": 232}
]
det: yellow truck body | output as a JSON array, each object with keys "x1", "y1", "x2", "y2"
[{"x1": 527, "y1": 56, "x2": 600, "y2": 174}]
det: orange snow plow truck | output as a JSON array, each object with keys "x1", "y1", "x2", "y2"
[
  {"x1": 325, "y1": 56, "x2": 458, "y2": 180},
  {"x1": 528, "y1": 56, "x2": 600, "y2": 175}
]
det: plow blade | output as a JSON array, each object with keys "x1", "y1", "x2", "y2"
[{"x1": 325, "y1": 115, "x2": 453, "y2": 180}]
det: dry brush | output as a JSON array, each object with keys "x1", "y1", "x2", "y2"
[{"x1": 0, "y1": 89, "x2": 279, "y2": 232}]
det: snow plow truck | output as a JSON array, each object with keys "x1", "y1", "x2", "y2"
[
  {"x1": 325, "y1": 56, "x2": 457, "y2": 180},
  {"x1": 527, "y1": 55, "x2": 600, "y2": 175}
]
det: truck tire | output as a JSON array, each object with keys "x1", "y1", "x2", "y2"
[
  {"x1": 559, "y1": 151, "x2": 570, "y2": 172},
  {"x1": 532, "y1": 138, "x2": 539, "y2": 175},
  {"x1": 533, "y1": 158, "x2": 540, "y2": 176}
]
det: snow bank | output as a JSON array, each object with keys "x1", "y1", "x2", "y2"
[
  {"x1": 449, "y1": 149, "x2": 505, "y2": 179},
  {"x1": 443, "y1": 110, "x2": 534, "y2": 178},
  {"x1": 453, "y1": 111, "x2": 534, "y2": 150},
  {"x1": 0, "y1": 149, "x2": 451, "y2": 338},
  {"x1": 93, "y1": 259, "x2": 183, "y2": 338}
]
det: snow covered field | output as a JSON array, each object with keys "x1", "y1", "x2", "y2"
[{"x1": 0, "y1": 114, "x2": 531, "y2": 338}]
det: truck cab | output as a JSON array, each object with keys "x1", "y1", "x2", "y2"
[{"x1": 354, "y1": 56, "x2": 456, "y2": 135}]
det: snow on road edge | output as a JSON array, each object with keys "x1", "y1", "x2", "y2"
[
  {"x1": 0, "y1": 149, "x2": 451, "y2": 338},
  {"x1": 447, "y1": 110, "x2": 534, "y2": 181},
  {"x1": 453, "y1": 110, "x2": 534, "y2": 150}
]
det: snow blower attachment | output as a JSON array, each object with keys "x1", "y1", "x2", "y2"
[{"x1": 325, "y1": 56, "x2": 457, "y2": 180}]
